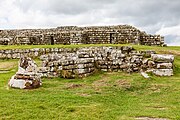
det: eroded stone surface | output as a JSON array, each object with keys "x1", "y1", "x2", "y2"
[
  {"x1": 37, "y1": 47, "x2": 174, "y2": 78},
  {"x1": 151, "y1": 54, "x2": 174, "y2": 63},
  {"x1": 0, "y1": 25, "x2": 165, "y2": 46},
  {"x1": 157, "y1": 63, "x2": 173, "y2": 69},
  {"x1": 153, "y1": 69, "x2": 173, "y2": 76},
  {"x1": 8, "y1": 56, "x2": 42, "y2": 89}
]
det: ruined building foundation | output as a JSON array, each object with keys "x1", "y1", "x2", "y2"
[{"x1": 0, "y1": 25, "x2": 165, "y2": 46}]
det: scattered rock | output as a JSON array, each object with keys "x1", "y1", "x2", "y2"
[{"x1": 141, "y1": 72, "x2": 150, "y2": 79}]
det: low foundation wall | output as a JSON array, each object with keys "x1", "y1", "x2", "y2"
[
  {"x1": 0, "y1": 48, "x2": 78, "y2": 59},
  {"x1": 37, "y1": 46, "x2": 174, "y2": 78},
  {"x1": 0, "y1": 46, "x2": 173, "y2": 78}
]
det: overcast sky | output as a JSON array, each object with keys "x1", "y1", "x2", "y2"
[{"x1": 0, "y1": 0, "x2": 180, "y2": 46}]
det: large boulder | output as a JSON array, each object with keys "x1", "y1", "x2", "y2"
[{"x1": 8, "y1": 56, "x2": 42, "y2": 89}]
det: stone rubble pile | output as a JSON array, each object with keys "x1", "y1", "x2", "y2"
[{"x1": 8, "y1": 56, "x2": 42, "y2": 89}]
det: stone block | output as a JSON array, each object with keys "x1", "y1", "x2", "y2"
[
  {"x1": 151, "y1": 54, "x2": 174, "y2": 63},
  {"x1": 153, "y1": 69, "x2": 173, "y2": 76},
  {"x1": 157, "y1": 63, "x2": 173, "y2": 69}
]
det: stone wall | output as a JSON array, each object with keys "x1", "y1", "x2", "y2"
[
  {"x1": 0, "y1": 46, "x2": 174, "y2": 78},
  {"x1": 0, "y1": 25, "x2": 165, "y2": 46},
  {"x1": 35, "y1": 46, "x2": 173, "y2": 78},
  {"x1": 0, "y1": 48, "x2": 77, "y2": 59}
]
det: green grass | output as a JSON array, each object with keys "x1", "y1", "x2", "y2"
[
  {"x1": 0, "y1": 44, "x2": 179, "y2": 51},
  {"x1": 0, "y1": 45, "x2": 180, "y2": 120},
  {"x1": 1, "y1": 44, "x2": 180, "y2": 57}
]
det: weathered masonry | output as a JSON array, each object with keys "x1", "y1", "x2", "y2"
[
  {"x1": 6, "y1": 46, "x2": 174, "y2": 89},
  {"x1": 38, "y1": 46, "x2": 173, "y2": 78},
  {"x1": 0, "y1": 46, "x2": 173, "y2": 78},
  {"x1": 0, "y1": 25, "x2": 165, "y2": 46}
]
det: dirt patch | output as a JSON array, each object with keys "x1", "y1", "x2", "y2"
[
  {"x1": 159, "y1": 50, "x2": 180, "y2": 56},
  {"x1": 106, "y1": 72, "x2": 117, "y2": 75},
  {"x1": 93, "y1": 80, "x2": 110, "y2": 87},
  {"x1": 114, "y1": 79, "x2": 131, "y2": 89},
  {"x1": 0, "y1": 61, "x2": 17, "y2": 70},
  {"x1": 92, "y1": 74, "x2": 111, "y2": 93},
  {"x1": 147, "y1": 84, "x2": 169, "y2": 92},
  {"x1": 65, "y1": 83, "x2": 84, "y2": 89},
  {"x1": 146, "y1": 105, "x2": 167, "y2": 110},
  {"x1": 76, "y1": 93, "x2": 91, "y2": 97},
  {"x1": 135, "y1": 117, "x2": 168, "y2": 120}
]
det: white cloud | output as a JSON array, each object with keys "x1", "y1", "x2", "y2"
[
  {"x1": 0, "y1": 0, "x2": 180, "y2": 45},
  {"x1": 156, "y1": 25, "x2": 180, "y2": 36}
]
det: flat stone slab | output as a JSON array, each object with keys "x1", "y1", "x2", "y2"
[
  {"x1": 9, "y1": 75, "x2": 42, "y2": 89},
  {"x1": 151, "y1": 54, "x2": 174, "y2": 63},
  {"x1": 157, "y1": 63, "x2": 173, "y2": 69},
  {"x1": 153, "y1": 69, "x2": 173, "y2": 76},
  {"x1": 141, "y1": 72, "x2": 150, "y2": 79}
]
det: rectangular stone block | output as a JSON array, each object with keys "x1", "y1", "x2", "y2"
[
  {"x1": 151, "y1": 54, "x2": 174, "y2": 63},
  {"x1": 153, "y1": 69, "x2": 173, "y2": 76},
  {"x1": 157, "y1": 63, "x2": 173, "y2": 69}
]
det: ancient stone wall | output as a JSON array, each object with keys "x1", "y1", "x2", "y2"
[
  {"x1": 35, "y1": 46, "x2": 173, "y2": 78},
  {"x1": 0, "y1": 46, "x2": 174, "y2": 78},
  {"x1": 0, "y1": 48, "x2": 77, "y2": 59},
  {"x1": 0, "y1": 25, "x2": 165, "y2": 46}
]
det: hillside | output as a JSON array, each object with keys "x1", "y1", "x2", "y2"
[{"x1": 0, "y1": 45, "x2": 180, "y2": 120}]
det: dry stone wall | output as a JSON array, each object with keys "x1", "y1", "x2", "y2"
[
  {"x1": 0, "y1": 46, "x2": 174, "y2": 78},
  {"x1": 151, "y1": 54, "x2": 174, "y2": 76},
  {"x1": 0, "y1": 25, "x2": 165, "y2": 46},
  {"x1": 34, "y1": 46, "x2": 173, "y2": 78}
]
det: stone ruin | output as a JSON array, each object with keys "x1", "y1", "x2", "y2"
[
  {"x1": 8, "y1": 46, "x2": 174, "y2": 89},
  {"x1": 0, "y1": 25, "x2": 165, "y2": 46},
  {"x1": 8, "y1": 56, "x2": 42, "y2": 89},
  {"x1": 37, "y1": 46, "x2": 174, "y2": 78},
  {"x1": 151, "y1": 54, "x2": 174, "y2": 76}
]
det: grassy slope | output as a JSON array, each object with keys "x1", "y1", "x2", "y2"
[{"x1": 0, "y1": 45, "x2": 180, "y2": 120}]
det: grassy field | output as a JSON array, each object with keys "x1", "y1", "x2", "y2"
[
  {"x1": 0, "y1": 45, "x2": 180, "y2": 120},
  {"x1": 0, "y1": 44, "x2": 179, "y2": 51}
]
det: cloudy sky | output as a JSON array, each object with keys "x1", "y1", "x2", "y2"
[{"x1": 0, "y1": 0, "x2": 180, "y2": 46}]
